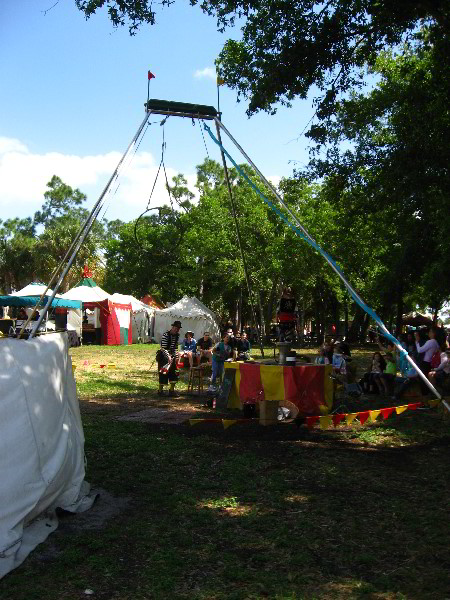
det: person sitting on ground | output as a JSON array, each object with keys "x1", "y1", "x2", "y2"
[
  {"x1": 236, "y1": 331, "x2": 251, "y2": 361},
  {"x1": 393, "y1": 357, "x2": 420, "y2": 401},
  {"x1": 378, "y1": 351, "x2": 397, "y2": 395},
  {"x1": 360, "y1": 351, "x2": 386, "y2": 393},
  {"x1": 210, "y1": 333, "x2": 232, "y2": 390},
  {"x1": 157, "y1": 320, "x2": 182, "y2": 397},
  {"x1": 323, "y1": 339, "x2": 335, "y2": 363},
  {"x1": 197, "y1": 331, "x2": 213, "y2": 365},
  {"x1": 315, "y1": 347, "x2": 330, "y2": 365},
  {"x1": 428, "y1": 344, "x2": 450, "y2": 388},
  {"x1": 180, "y1": 330, "x2": 197, "y2": 368}
]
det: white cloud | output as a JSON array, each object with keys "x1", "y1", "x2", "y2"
[
  {"x1": 194, "y1": 67, "x2": 216, "y2": 80},
  {"x1": 0, "y1": 138, "x2": 197, "y2": 222}
]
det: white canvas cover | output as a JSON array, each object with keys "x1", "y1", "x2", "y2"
[
  {"x1": 111, "y1": 293, "x2": 154, "y2": 343},
  {"x1": 0, "y1": 333, "x2": 95, "y2": 578},
  {"x1": 12, "y1": 283, "x2": 54, "y2": 296},
  {"x1": 153, "y1": 296, "x2": 220, "y2": 344},
  {"x1": 61, "y1": 284, "x2": 110, "y2": 303}
]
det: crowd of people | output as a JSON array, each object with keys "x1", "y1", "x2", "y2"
[{"x1": 156, "y1": 322, "x2": 252, "y2": 396}]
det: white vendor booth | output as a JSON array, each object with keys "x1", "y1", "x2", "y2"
[{"x1": 153, "y1": 296, "x2": 220, "y2": 343}]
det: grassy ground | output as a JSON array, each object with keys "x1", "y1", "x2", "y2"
[{"x1": 3, "y1": 343, "x2": 450, "y2": 599}]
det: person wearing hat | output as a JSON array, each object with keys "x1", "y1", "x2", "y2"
[
  {"x1": 158, "y1": 320, "x2": 182, "y2": 396},
  {"x1": 180, "y1": 330, "x2": 197, "y2": 368}
]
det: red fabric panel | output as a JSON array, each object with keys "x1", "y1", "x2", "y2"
[
  {"x1": 239, "y1": 363, "x2": 265, "y2": 403},
  {"x1": 283, "y1": 365, "x2": 325, "y2": 415},
  {"x1": 306, "y1": 416, "x2": 320, "y2": 428}
]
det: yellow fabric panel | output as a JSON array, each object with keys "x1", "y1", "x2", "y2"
[
  {"x1": 260, "y1": 364, "x2": 285, "y2": 401},
  {"x1": 225, "y1": 362, "x2": 241, "y2": 409}
]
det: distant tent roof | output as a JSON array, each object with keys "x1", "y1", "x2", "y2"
[
  {"x1": 402, "y1": 312, "x2": 434, "y2": 326},
  {"x1": 12, "y1": 283, "x2": 54, "y2": 297},
  {"x1": 140, "y1": 294, "x2": 165, "y2": 309},
  {"x1": 74, "y1": 277, "x2": 98, "y2": 288},
  {"x1": 111, "y1": 293, "x2": 154, "y2": 314},
  {"x1": 61, "y1": 278, "x2": 110, "y2": 303}
]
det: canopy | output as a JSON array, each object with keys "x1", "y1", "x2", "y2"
[
  {"x1": 111, "y1": 293, "x2": 154, "y2": 314},
  {"x1": 61, "y1": 277, "x2": 111, "y2": 303},
  {"x1": 12, "y1": 282, "x2": 54, "y2": 296},
  {"x1": 154, "y1": 296, "x2": 220, "y2": 343},
  {"x1": 0, "y1": 295, "x2": 82, "y2": 310},
  {"x1": 402, "y1": 312, "x2": 434, "y2": 327}
]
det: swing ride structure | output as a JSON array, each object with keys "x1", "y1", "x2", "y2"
[{"x1": 17, "y1": 95, "x2": 447, "y2": 410}]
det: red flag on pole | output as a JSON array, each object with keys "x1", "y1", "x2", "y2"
[{"x1": 148, "y1": 71, "x2": 155, "y2": 80}]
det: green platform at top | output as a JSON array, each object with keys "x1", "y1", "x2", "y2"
[{"x1": 145, "y1": 99, "x2": 218, "y2": 118}]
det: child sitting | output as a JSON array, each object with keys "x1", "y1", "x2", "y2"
[
  {"x1": 332, "y1": 345, "x2": 347, "y2": 382},
  {"x1": 315, "y1": 347, "x2": 330, "y2": 365},
  {"x1": 378, "y1": 351, "x2": 397, "y2": 395}
]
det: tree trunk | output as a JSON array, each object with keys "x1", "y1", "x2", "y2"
[
  {"x1": 395, "y1": 282, "x2": 404, "y2": 335},
  {"x1": 347, "y1": 304, "x2": 365, "y2": 343},
  {"x1": 344, "y1": 300, "x2": 349, "y2": 338}
]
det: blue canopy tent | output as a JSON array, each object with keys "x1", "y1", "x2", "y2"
[{"x1": 0, "y1": 296, "x2": 81, "y2": 309}]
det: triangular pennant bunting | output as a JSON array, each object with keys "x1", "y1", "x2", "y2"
[
  {"x1": 332, "y1": 414, "x2": 345, "y2": 427},
  {"x1": 319, "y1": 415, "x2": 333, "y2": 430},
  {"x1": 346, "y1": 413, "x2": 358, "y2": 425},
  {"x1": 395, "y1": 405, "x2": 408, "y2": 415},
  {"x1": 407, "y1": 402, "x2": 422, "y2": 410},
  {"x1": 358, "y1": 411, "x2": 370, "y2": 425},
  {"x1": 380, "y1": 407, "x2": 395, "y2": 419},
  {"x1": 369, "y1": 410, "x2": 381, "y2": 423},
  {"x1": 222, "y1": 419, "x2": 237, "y2": 430},
  {"x1": 306, "y1": 416, "x2": 320, "y2": 429}
]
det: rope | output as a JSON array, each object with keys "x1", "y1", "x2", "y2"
[{"x1": 203, "y1": 123, "x2": 406, "y2": 354}]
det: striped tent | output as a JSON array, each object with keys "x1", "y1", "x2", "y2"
[{"x1": 225, "y1": 362, "x2": 333, "y2": 415}]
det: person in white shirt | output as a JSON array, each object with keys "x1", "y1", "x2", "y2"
[
  {"x1": 428, "y1": 347, "x2": 450, "y2": 387},
  {"x1": 415, "y1": 327, "x2": 440, "y2": 394}
]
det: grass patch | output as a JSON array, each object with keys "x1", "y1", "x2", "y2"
[{"x1": 3, "y1": 344, "x2": 450, "y2": 599}]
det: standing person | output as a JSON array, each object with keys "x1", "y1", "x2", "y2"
[
  {"x1": 428, "y1": 345, "x2": 450, "y2": 388},
  {"x1": 236, "y1": 331, "x2": 251, "y2": 361},
  {"x1": 226, "y1": 326, "x2": 238, "y2": 360},
  {"x1": 415, "y1": 327, "x2": 440, "y2": 391},
  {"x1": 197, "y1": 331, "x2": 213, "y2": 364},
  {"x1": 209, "y1": 333, "x2": 232, "y2": 391},
  {"x1": 157, "y1": 320, "x2": 182, "y2": 397},
  {"x1": 180, "y1": 331, "x2": 197, "y2": 368}
]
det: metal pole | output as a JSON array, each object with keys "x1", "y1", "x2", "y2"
[
  {"x1": 214, "y1": 120, "x2": 265, "y2": 358},
  {"x1": 28, "y1": 112, "x2": 151, "y2": 338},
  {"x1": 213, "y1": 117, "x2": 443, "y2": 402}
]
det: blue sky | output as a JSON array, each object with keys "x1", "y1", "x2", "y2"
[{"x1": 1, "y1": 0, "x2": 317, "y2": 222}]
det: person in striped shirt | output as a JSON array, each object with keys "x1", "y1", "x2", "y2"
[{"x1": 158, "y1": 320, "x2": 182, "y2": 396}]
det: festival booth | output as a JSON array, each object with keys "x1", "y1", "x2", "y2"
[
  {"x1": 61, "y1": 275, "x2": 132, "y2": 345},
  {"x1": 153, "y1": 296, "x2": 221, "y2": 343},
  {"x1": 223, "y1": 361, "x2": 334, "y2": 416},
  {"x1": 111, "y1": 293, "x2": 154, "y2": 343},
  {"x1": 0, "y1": 333, "x2": 95, "y2": 578},
  {"x1": 0, "y1": 284, "x2": 82, "y2": 344}
]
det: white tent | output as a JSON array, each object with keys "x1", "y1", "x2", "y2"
[
  {"x1": 12, "y1": 283, "x2": 54, "y2": 296},
  {"x1": 153, "y1": 296, "x2": 220, "y2": 343},
  {"x1": 110, "y1": 293, "x2": 154, "y2": 343},
  {"x1": 60, "y1": 283, "x2": 111, "y2": 303},
  {"x1": 0, "y1": 333, "x2": 95, "y2": 578}
]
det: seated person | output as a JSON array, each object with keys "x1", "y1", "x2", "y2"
[
  {"x1": 360, "y1": 352, "x2": 386, "y2": 393},
  {"x1": 197, "y1": 331, "x2": 213, "y2": 365},
  {"x1": 315, "y1": 347, "x2": 330, "y2": 365},
  {"x1": 179, "y1": 331, "x2": 197, "y2": 368},
  {"x1": 226, "y1": 326, "x2": 238, "y2": 360},
  {"x1": 428, "y1": 345, "x2": 450, "y2": 388},
  {"x1": 378, "y1": 351, "x2": 397, "y2": 395},
  {"x1": 236, "y1": 331, "x2": 251, "y2": 361},
  {"x1": 17, "y1": 308, "x2": 28, "y2": 321},
  {"x1": 331, "y1": 345, "x2": 347, "y2": 383},
  {"x1": 393, "y1": 359, "x2": 420, "y2": 401}
]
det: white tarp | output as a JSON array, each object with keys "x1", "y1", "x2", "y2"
[
  {"x1": 61, "y1": 284, "x2": 110, "y2": 303},
  {"x1": 0, "y1": 333, "x2": 95, "y2": 578},
  {"x1": 111, "y1": 293, "x2": 154, "y2": 343},
  {"x1": 153, "y1": 296, "x2": 220, "y2": 344}
]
